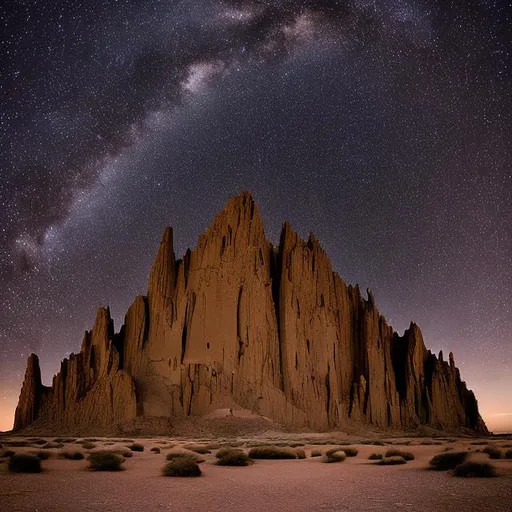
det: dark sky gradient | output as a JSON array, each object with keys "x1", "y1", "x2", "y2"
[{"x1": 1, "y1": 0, "x2": 510, "y2": 432}]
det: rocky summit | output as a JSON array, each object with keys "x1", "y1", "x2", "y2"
[{"x1": 14, "y1": 192, "x2": 487, "y2": 434}]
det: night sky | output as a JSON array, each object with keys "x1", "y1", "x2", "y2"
[{"x1": 1, "y1": 1, "x2": 510, "y2": 432}]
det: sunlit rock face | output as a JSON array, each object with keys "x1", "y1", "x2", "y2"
[{"x1": 14, "y1": 192, "x2": 487, "y2": 434}]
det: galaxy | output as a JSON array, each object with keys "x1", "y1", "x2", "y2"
[{"x1": 0, "y1": 1, "x2": 510, "y2": 432}]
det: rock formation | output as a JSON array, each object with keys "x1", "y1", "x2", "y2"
[{"x1": 14, "y1": 192, "x2": 487, "y2": 433}]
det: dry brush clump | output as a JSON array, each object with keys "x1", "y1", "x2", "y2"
[
  {"x1": 87, "y1": 451, "x2": 125, "y2": 471},
  {"x1": 322, "y1": 451, "x2": 346, "y2": 463},
  {"x1": 483, "y1": 446, "x2": 502, "y2": 459},
  {"x1": 429, "y1": 451, "x2": 468, "y2": 471},
  {"x1": 216, "y1": 450, "x2": 252, "y2": 466},
  {"x1": 81, "y1": 442, "x2": 97, "y2": 450},
  {"x1": 32, "y1": 450, "x2": 53, "y2": 460},
  {"x1": 165, "y1": 451, "x2": 205, "y2": 463},
  {"x1": 162, "y1": 458, "x2": 202, "y2": 477},
  {"x1": 369, "y1": 453, "x2": 383, "y2": 460},
  {"x1": 385, "y1": 449, "x2": 414, "y2": 461},
  {"x1": 183, "y1": 444, "x2": 212, "y2": 454},
  {"x1": 454, "y1": 461, "x2": 497, "y2": 478},
  {"x1": 378, "y1": 456, "x2": 407, "y2": 465},
  {"x1": 8, "y1": 454, "x2": 42, "y2": 473},
  {"x1": 248, "y1": 446, "x2": 297, "y2": 459},
  {"x1": 128, "y1": 443, "x2": 144, "y2": 452},
  {"x1": 60, "y1": 450, "x2": 85, "y2": 460},
  {"x1": 504, "y1": 449, "x2": 512, "y2": 459},
  {"x1": 150, "y1": 447, "x2": 161, "y2": 454},
  {"x1": 310, "y1": 449, "x2": 322, "y2": 457}
]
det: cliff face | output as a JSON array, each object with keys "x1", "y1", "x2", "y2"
[{"x1": 14, "y1": 192, "x2": 487, "y2": 433}]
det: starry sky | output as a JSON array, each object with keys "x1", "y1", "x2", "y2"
[{"x1": 1, "y1": 0, "x2": 510, "y2": 433}]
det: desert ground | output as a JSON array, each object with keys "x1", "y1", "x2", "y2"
[{"x1": 1, "y1": 430, "x2": 511, "y2": 512}]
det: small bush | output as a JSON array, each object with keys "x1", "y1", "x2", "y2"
[
  {"x1": 429, "y1": 451, "x2": 468, "y2": 471},
  {"x1": 483, "y1": 446, "x2": 502, "y2": 459},
  {"x1": 60, "y1": 450, "x2": 85, "y2": 460},
  {"x1": 371, "y1": 440, "x2": 385, "y2": 446},
  {"x1": 6, "y1": 440, "x2": 30, "y2": 447},
  {"x1": 183, "y1": 444, "x2": 211, "y2": 454},
  {"x1": 32, "y1": 450, "x2": 52, "y2": 460},
  {"x1": 378, "y1": 456, "x2": 406, "y2": 465},
  {"x1": 0, "y1": 449, "x2": 15, "y2": 458},
  {"x1": 248, "y1": 446, "x2": 297, "y2": 459},
  {"x1": 454, "y1": 461, "x2": 497, "y2": 478},
  {"x1": 162, "y1": 458, "x2": 202, "y2": 477},
  {"x1": 117, "y1": 450, "x2": 133, "y2": 458},
  {"x1": 30, "y1": 439, "x2": 47, "y2": 445},
  {"x1": 343, "y1": 447, "x2": 358, "y2": 457},
  {"x1": 295, "y1": 449, "x2": 306, "y2": 459},
  {"x1": 84, "y1": 438, "x2": 101, "y2": 442},
  {"x1": 8, "y1": 454, "x2": 42, "y2": 473},
  {"x1": 311, "y1": 449, "x2": 322, "y2": 457},
  {"x1": 42, "y1": 442, "x2": 63, "y2": 449},
  {"x1": 369, "y1": 453, "x2": 383, "y2": 460},
  {"x1": 470, "y1": 441, "x2": 488, "y2": 445},
  {"x1": 150, "y1": 447, "x2": 161, "y2": 454},
  {"x1": 216, "y1": 448, "x2": 245, "y2": 459},
  {"x1": 81, "y1": 442, "x2": 96, "y2": 450},
  {"x1": 322, "y1": 451, "x2": 346, "y2": 463},
  {"x1": 165, "y1": 451, "x2": 204, "y2": 463},
  {"x1": 87, "y1": 451, "x2": 124, "y2": 471},
  {"x1": 217, "y1": 451, "x2": 252, "y2": 466},
  {"x1": 326, "y1": 447, "x2": 346, "y2": 457},
  {"x1": 128, "y1": 443, "x2": 144, "y2": 452},
  {"x1": 504, "y1": 450, "x2": 512, "y2": 459},
  {"x1": 385, "y1": 449, "x2": 414, "y2": 461}
]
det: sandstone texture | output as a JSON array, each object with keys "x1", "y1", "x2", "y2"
[{"x1": 14, "y1": 192, "x2": 487, "y2": 434}]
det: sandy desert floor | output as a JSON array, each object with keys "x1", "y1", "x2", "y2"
[{"x1": 1, "y1": 435, "x2": 511, "y2": 512}]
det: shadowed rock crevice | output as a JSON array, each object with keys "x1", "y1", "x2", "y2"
[{"x1": 13, "y1": 192, "x2": 488, "y2": 434}]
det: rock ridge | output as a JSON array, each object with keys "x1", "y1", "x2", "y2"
[{"x1": 14, "y1": 191, "x2": 488, "y2": 434}]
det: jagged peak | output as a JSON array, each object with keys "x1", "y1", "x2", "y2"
[{"x1": 148, "y1": 226, "x2": 175, "y2": 306}]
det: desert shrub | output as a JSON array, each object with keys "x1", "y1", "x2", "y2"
[
  {"x1": 217, "y1": 451, "x2": 252, "y2": 466},
  {"x1": 248, "y1": 446, "x2": 297, "y2": 459},
  {"x1": 81, "y1": 442, "x2": 96, "y2": 450},
  {"x1": 310, "y1": 450, "x2": 322, "y2": 457},
  {"x1": 183, "y1": 444, "x2": 211, "y2": 454},
  {"x1": 326, "y1": 447, "x2": 346, "y2": 457},
  {"x1": 454, "y1": 461, "x2": 497, "y2": 478},
  {"x1": 117, "y1": 449, "x2": 133, "y2": 458},
  {"x1": 84, "y1": 438, "x2": 101, "y2": 442},
  {"x1": 162, "y1": 458, "x2": 202, "y2": 477},
  {"x1": 504, "y1": 450, "x2": 512, "y2": 459},
  {"x1": 87, "y1": 451, "x2": 124, "y2": 471},
  {"x1": 378, "y1": 456, "x2": 407, "y2": 465},
  {"x1": 150, "y1": 447, "x2": 161, "y2": 454},
  {"x1": 470, "y1": 441, "x2": 488, "y2": 445},
  {"x1": 371, "y1": 440, "x2": 385, "y2": 446},
  {"x1": 420, "y1": 439, "x2": 442, "y2": 445},
  {"x1": 429, "y1": 451, "x2": 468, "y2": 471},
  {"x1": 289, "y1": 443, "x2": 305, "y2": 448},
  {"x1": 6, "y1": 440, "x2": 30, "y2": 447},
  {"x1": 295, "y1": 449, "x2": 306, "y2": 459},
  {"x1": 165, "y1": 451, "x2": 204, "y2": 463},
  {"x1": 32, "y1": 450, "x2": 52, "y2": 460},
  {"x1": 60, "y1": 450, "x2": 85, "y2": 460},
  {"x1": 369, "y1": 453, "x2": 383, "y2": 460},
  {"x1": 128, "y1": 443, "x2": 144, "y2": 452},
  {"x1": 8, "y1": 454, "x2": 41, "y2": 473},
  {"x1": 343, "y1": 447, "x2": 358, "y2": 457},
  {"x1": 216, "y1": 448, "x2": 245, "y2": 459},
  {"x1": 483, "y1": 446, "x2": 502, "y2": 459},
  {"x1": 1, "y1": 449, "x2": 16, "y2": 458},
  {"x1": 322, "y1": 451, "x2": 346, "y2": 463},
  {"x1": 385, "y1": 449, "x2": 414, "y2": 461},
  {"x1": 30, "y1": 439, "x2": 47, "y2": 445},
  {"x1": 42, "y1": 442, "x2": 63, "y2": 449}
]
